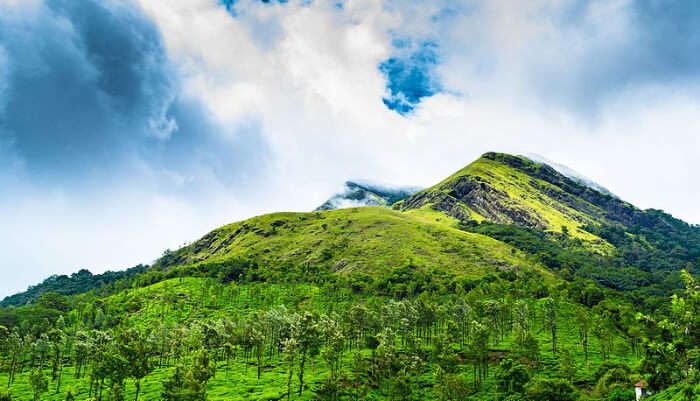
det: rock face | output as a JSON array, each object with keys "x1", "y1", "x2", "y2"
[
  {"x1": 399, "y1": 174, "x2": 547, "y2": 228},
  {"x1": 315, "y1": 181, "x2": 420, "y2": 211},
  {"x1": 397, "y1": 152, "x2": 654, "y2": 238}
]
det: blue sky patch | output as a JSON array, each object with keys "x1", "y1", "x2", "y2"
[
  {"x1": 219, "y1": 0, "x2": 291, "y2": 16},
  {"x1": 379, "y1": 41, "x2": 442, "y2": 115},
  {"x1": 220, "y1": 0, "x2": 237, "y2": 14}
]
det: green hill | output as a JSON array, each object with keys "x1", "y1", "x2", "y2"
[
  {"x1": 154, "y1": 152, "x2": 698, "y2": 307},
  {"x1": 396, "y1": 152, "x2": 700, "y2": 302},
  {"x1": 7, "y1": 152, "x2": 698, "y2": 307},
  {"x1": 397, "y1": 152, "x2": 629, "y2": 249},
  {"x1": 157, "y1": 206, "x2": 552, "y2": 282},
  {"x1": 0, "y1": 152, "x2": 698, "y2": 401},
  {"x1": 398, "y1": 152, "x2": 700, "y2": 252}
]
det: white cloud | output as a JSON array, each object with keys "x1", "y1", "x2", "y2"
[
  {"x1": 133, "y1": 0, "x2": 700, "y2": 221},
  {"x1": 2, "y1": 0, "x2": 700, "y2": 296}
]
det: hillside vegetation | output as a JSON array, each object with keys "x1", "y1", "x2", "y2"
[
  {"x1": 157, "y1": 207, "x2": 550, "y2": 282},
  {"x1": 400, "y1": 152, "x2": 700, "y2": 308},
  {"x1": 0, "y1": 152, "x2": 698, "y2": 401}
]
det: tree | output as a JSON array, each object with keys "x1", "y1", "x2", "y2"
[
  {"x1": 86, "y1": 330, "x2": 117, "y2": 401},
  {"x1": 190, "y1": 349, "x2": 214, "y2": 389},
  {"x1": 606, "y1": 388, "x2": 635, "y2": 401},
  {"x1": 0, "y1": 326, "x2": 8, "y2": 352},
  {"x1": 638, "y1": 270, "x2": 699, "y2": 391},
  {"x1": 117, "y1": 328, "x2": 154, "y2": 401},
  {"x1": 512, "y1": 300, "x2": 530, "y2": 349},
  {"x1": 375, "y1": 328, "x2": 398, "y2": 384},
  {"x1": 389, "y1": 374, "x2": 412, "y2": 401},
  {"x1": 434, "y1": 367, "x2": 469, "y2": 401},
  {"x1": 65, "y1": 386, "x2": 75, "y2": 401},
  {"x1": 29, "y1": 369, "x2": 48, "y2": 401},
  {"x1": 349, "y1": 351, "x2": 369, "y2": 401},
  {"x1": 94, "y1": 309, "x2": 106, "y2": 329},
  {"x1": 71, "y1": 331, "x2": 87, "y2": 379},
  {"x1": 6, "y1": 332, "x2": 22, "y2": 388},
  {"x1": 559, "y1": 347, "x2": 576, "y2": 384},
  {"x1": 575, "y1": 308, "x2": 591, "y2": 364},
  {"x1": 161, "y1": 364, "x2": 206, "y2": 401},
  {"x1": 524, "y1": 377, "x2": 576, "y2": 401},
  {"x1": 246, "y1": 319, "x2": 265, "y2": 380},
  {"x1": 592, "y1": 316, "x2": 614, "y2": 361},
  {"x1": 452, "y1": 299, "x2": 472, "y2": 350},
  {"x1": 33, "y1": 334, "x2": 50, "y2": 369},
  {"x1": 543, "y1": 297, "x2": 558, "y2": 354},
  {"x1": 432, "y1": 329, "x2": 458, "y2": 374},
  {"x1": 293, "y1": 312, "x2": 320, "y2": 396},
  {"x1": 495, "y1": 358, "x2": 530, "y2": 395},
  {"x1": 281, "y1": 338, "x2": 297, "y2": 401},
  {"x1": 469, "y1": 322, "x2": 490, "y2": 388},
  {"x1": 108, "y1": 381, "x2": 125, "y2": 401},
  {"x1": 483, "y1": 300, "x2": 505, "y2": 345},
  {"x1": 519, "y1": 332, "x2": 540, "y2": 366},
  {"x1": 37, "y1": 292, "x2": 71, "y2": 312},
  {"x1": 48, "y1": 328, "x2": 66, "y2": 393},
  {"x1": 320, "y1": 314, "x2": 345, "y2": 397}
]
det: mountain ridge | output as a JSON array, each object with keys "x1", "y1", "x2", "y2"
[
  {"x1": 396, "y1": 152, "x2": 673, "y2": 251},
  {"x1": 1, "y1": 150, "x2": 698, "y2": 401},
  {"x1": 523, "y1": 153, "x2": 616, "y2": 197},
  {"x1": 155, "y1": 206, "x2": 553, "y2": 282},
  {"x1": 5, "y1": 151, "x2": 699, "y2": 308},
  {"x1": 315, "y1": 180, "x2": 420, "y2": 211}
]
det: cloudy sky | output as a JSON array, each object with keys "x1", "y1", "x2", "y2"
[{"x1": 1, "y1": 0, "x2": 699, "y2": 296}]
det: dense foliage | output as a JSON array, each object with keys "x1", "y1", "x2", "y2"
[
  {"x1": 0, "y1": 261, "x2": 696, "y2": 400},
  {"x1": 460, "y1": 220, "x2": 693, "y2": 311},
  {"x1": 0, "y1": 266, "x2": 149, "y2": 308}
]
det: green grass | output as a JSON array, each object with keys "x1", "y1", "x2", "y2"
[
  {"x1": 107, "y1": 278, "x2": 330, "y2": 326},
  {"x1": 646, "y1": 383, "x2": 698, "y2": 401},
  {"x1": 0, "y1": 360, "x2": 319, "y2": 401},
  {"x1": 165, "y1": 207, "x2": 554, "y2": 282}
]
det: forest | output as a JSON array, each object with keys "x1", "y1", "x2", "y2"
[{"x1": 0, "y1": 256, "x2": 697, "y2": 401}]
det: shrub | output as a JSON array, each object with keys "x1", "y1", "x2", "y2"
[{"x1": 524, "y1": 377, "x2": 576, "y2": 401}]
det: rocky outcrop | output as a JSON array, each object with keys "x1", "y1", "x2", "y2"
[
  {"x1": 483, "y1": 152, "x2": 653, "y2": 227},
  {"x1": 401, "y1": 174, "x2": 547, "y2": 228}
]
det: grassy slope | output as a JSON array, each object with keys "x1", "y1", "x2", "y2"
[
  {"x1": 398, "y1": 153, "x2": 614, "y2": 253},
  {"x1": 0, "y1": 277, "x2": 639, "y2": 401},
  {"x1": 163, "y1": 206, "x2": 554, "y2": 281}
]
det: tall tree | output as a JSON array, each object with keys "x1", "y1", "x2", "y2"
[
  {"x1": 29, "y1": 369, "x2": 48, "y2": 401},
  {"x1": 320, "y1": 314, "x2": 345, "y2": 399},
  {"x1": 559, "y1": 347, "x2": 576, "y2": 384},
  {"x1": 117, "y1": 328, "x2": 154, "y2": 401},
  {"x1": 161, "y1": 364, "x2": 205, "y2": 401},
  {"x1": 48, "y1": 328, "x2": 66, "y2": 393},
  {"x1": 281, "y1": 338, "x2": 297, "y2": 401},
  {"x1": 469, "y1": 322, "x2": 490, "y2": 388},
  {"x1": 543, "y1": 297, "x2": 558, "y2": 354},
  {"x1": 6, "y1": 332, "x2": 22, "y2": 388},
  {"x1": 575, "y1": 308, "x2": 591, "y2": 364},
  {"x1": 293, "y1": 312, "x2": 320, "y2": 397},
  {"x1": 190, "y1": 349, "x2": 214, "y2": 392},
  {"x1": 495, "y1": 358, "x2": 530, "y2": 395}
]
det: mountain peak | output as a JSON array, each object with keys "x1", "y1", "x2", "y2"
[
  {"x1": 397, "y1": 151, "x2": 640, "y2": 251},
  {"x1": 523, "y1": 153, "x2": 616, "y2": 197},
  {"x1": 315, "y1": 180, "x2": 420, "y2": 211}
]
